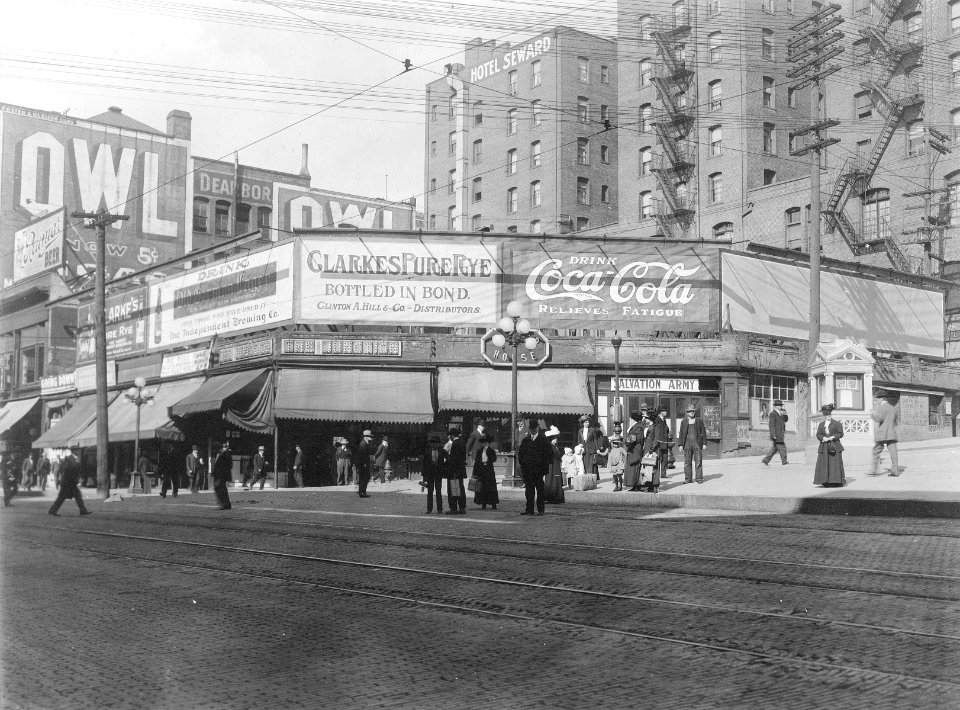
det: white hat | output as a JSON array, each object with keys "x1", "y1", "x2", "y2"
[
  {"x1": 362, "y1": 430, "x2": 373, "y2": 437},
  {"x1": 544, "y1": 425, "x2": 561, "y2": 438}
]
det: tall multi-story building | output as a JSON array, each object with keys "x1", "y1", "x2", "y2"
[
  {"x1": 424, "y1": 27, "x2": 618, "y2": 235},
  {"x1": 617, "y1": 0, "x2": 960, "y2": 277}
]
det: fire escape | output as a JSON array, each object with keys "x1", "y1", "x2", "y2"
[
  {"x1": 821, "y1": 0, "x2": 922, "y2": 271},
  {"x1": 649, "y1": 9, "x2": 696, "y2": 239}
]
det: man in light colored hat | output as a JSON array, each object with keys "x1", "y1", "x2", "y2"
[
  {"x1": 357, "y1": 430, "x2": 374, "y2": 497},
  {"x1": 761, "y1": 400, "x2": 790, "y2": 467},
  {"x1": 678, "y1": 404, "x2": 708, "y2": 484},
  {"x1": 249, "y1": 445, "x2": 269, "y2": 491},
  {"x1": 871, "y1": 391, "x2": 900, "y2": 476}
]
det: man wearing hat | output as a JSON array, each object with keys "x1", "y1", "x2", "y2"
[
  {"x1": 48, "y1": 447, "x2": 91, "y2": 516},
  {"x1": 444, "y1": 428, "x2": 467, "y2": 514},
  {"x1": 517, "y1": 419, "x2": 552, "y2": 515},
  {"x1": 249, "y1": 445, "x2": 270, "y2": 491},
  {"x1": 577, "y1": 414, "x2": 602, "y2": 481},
  {"x1": 335, "y1": 437, "x2": 353, "y2": 485},
  {"x1": 211, "y1": 441, "x2": 233, "y2": 510},
  {"x1": 643, "y1": 406, "x2": 673, "y2": 492},
  {"x1": 186, "y1": 444, "x2": 204, "y2": 493},
  {"x1": 357, "y1": 431, "x2": 374, "y2": 497},
  {"x1": 678, "y1": 404, "x2": 708, "y2": 484},
  {"x1": 871, "y1": 391, "x2": 900, "y2": 476},
  {"x1": 761, "y1": 400, "x2": 790, "y2": 467}
]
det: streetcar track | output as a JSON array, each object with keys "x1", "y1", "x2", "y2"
[
  {"x1": 14, "y1": 527, "x2": 960, "y2": 643},
  {"x1": 10, "y1": 534, "x2": 960, "y2": 694}
]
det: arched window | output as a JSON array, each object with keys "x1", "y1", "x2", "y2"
[
  {"x1": 709, "y1": 172, "x2": 723, "y2": 203},
  {"x1": 713, "y1": 222, "x2": 733, "y2": 238},
  {"x1": 708, "y1": 80, "x2": 722, "y2": 111},
  {"x1": 639, "y1": 15, "x2": 652, "y2": 40},
  {"x1": 640, "y1": 191, "x2": 653, "y2": 219},
  {"x1": 763, "y1": 123, "x2": 776, "y2": 154},
  {"x1": 236, "y1": 203, "x2": 251, "y2": 233},
  {"x1": 639, "y1": 59, "x2": 652, "y2": 87},
  {"x1": 709, "y1": 125, "x2": 722, "y2": 156},
  {"x1": 640, "y1": 146, "x2": 652, "y2": 176},
  {"x1": 762, "y1": 29, "x2": 774, "y2": 60},
  {"x1": 193, "y1": 197, "x2": 209, "y2": 232},
  {"x1": 531, "y1": 141, "x2": 542, "y2": 168},
  {"x1": 214, "y1": 200, "x2": 230, "y2": 235},
  {"x1": 785, "y1": 207, "x2": 802, "y2": 245},
  {"x1": 530, "y1": 180, "x2": 542, "y2": 207},
  {"x1": 639, "y1": 104, "x2": 652, "y2": 132},
  {"x1": 762, "y1": 76, "x2": 774, "y2": 108}
]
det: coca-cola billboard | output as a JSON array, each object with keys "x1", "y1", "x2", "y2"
[{"x1": 510, "y1": 245, "x2": 719, "y2": 331}]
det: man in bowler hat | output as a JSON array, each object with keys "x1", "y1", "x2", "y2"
[
  {"x1": 357, "y1": 431, "x2": 374, "y2": 497},
  {"x1": 761, "y1": 400, "x2": 790, "y2": 466},
  {"x1": 678, "y1": 404, "x2": 708, "y2": 484},
  {"x1": 517, "y1": 418, "x2": 552, "y2": 515},
  {"x1": 211, "y1": 442, "x2": 233, "y2": 510}
]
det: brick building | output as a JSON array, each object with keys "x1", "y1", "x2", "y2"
[{"x1": 424, "y1": 27, "x2": 618, "y2": 235}]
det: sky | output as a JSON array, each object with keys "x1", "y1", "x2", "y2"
[{"x1": 2, "y1": 0, "x2": 616, "y2": 210}]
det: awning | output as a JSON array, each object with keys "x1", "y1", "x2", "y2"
[
  {"x1": 0, "y1": 397, "x2": 40, "y2": 436},
  {"x1": 70, "y1": 378, "x2": 204, "y2": 447},
  {"x1": 170, "y1": 368, "x2": 270, "y2": 417},
  {"x1": 32, "y1": 394, "x2": 118, "y2": 449},
  {"x1": 274, "y1": 369, "x2": 434, "y2": 423},
  {"x1": 438, "y1": 368, "x2": 593, "y2": 415}
]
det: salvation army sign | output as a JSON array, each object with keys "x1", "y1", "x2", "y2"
[{"x1": 510, "y1": 245, "x2": 719, "y2": 331}]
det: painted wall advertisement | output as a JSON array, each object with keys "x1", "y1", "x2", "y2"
[
  {"x1": 76, "y1": 287, "x2": 148, "y2": 364},
  {"x1": 13, "y1": 207, "x2": 65, "y2": 283},
  {"x1": 298, "y1": 238, "x2": 500, "y2": 326},
  {"x1": 149, "y1": 242, "x2": 294, "y2": 349},
  {"x1": 275, "y1": 183, "x2": 414, "y2": 232},
  {"x1": 0, "y1": 105, "x2": 190, "y2": 288},
  {"x1": 509, "y1": 245, "x2": 719, "y2": 331}
]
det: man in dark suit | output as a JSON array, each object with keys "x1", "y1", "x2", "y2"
[
  {"x1": 211, "y1": 442, "x2": 233, "y2": 510},
  {"x1": 517, "y1": 418, "x2": 552, "y2": 516},
  {"x1": 624, "y1": 411, "x2": 646, "y2": 491},
  {"x1": 465, "y1": 419, "x2": 486, "y2": 463},
  {"x1": 292, "y1": 444, "x2": 305, "y2": 488},
  {"x1": 678, "y1": 405, "x2": 708, "y2": 484},
  {"x1": 159, "y1": 444, "x2": 180, "y2": 498},
  {"x1": 644, "y1": 407, "x2": 672, "y2": 493},
  {"x1": 444, "y1": 428, "x2": 467, "y2": 514},
  {"x1": 249, "y1": 445, "x2": 269, "y2": 490},
  {"x1": 421, "y1": 439, "x2": 446, "y2": 514},
  {"x1": 761, "y1": 399, "x2": 790, "y2": 466},
  {"x1": 357, "y1": 431, "x2": 373, "y2": 498},
  {"x1": 186, "y1": 445, "x2": 204, "y2": 493},
  {"x1": 48, "y1": 448, "x2": 91, "y2": 516}
]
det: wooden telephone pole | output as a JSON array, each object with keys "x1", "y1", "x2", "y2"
[{"x1": 71, "y1": 209, "x2": 129, "y2": 498}]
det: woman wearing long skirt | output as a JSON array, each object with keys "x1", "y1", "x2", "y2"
[
  {"x1": 543, "y1": 426, "x2": 565, "y2": 504},
  {"x1": 814, "y1": 403, "x2": 845, "y2": 487},
  {"x1": 472, "y1": 436, "x2": 500, "y2": 509}
]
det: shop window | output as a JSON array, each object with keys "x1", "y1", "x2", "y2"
[
  {"x1": 750, "y1": 374, "x2": 795, "y2": 402},
  {"x1": 236, "y1": 203, "x2": 251, "y2": 233},
  {"x1": 929, "y1": 395, "x2": 944, "y2": 426},
  {"x1": 834, "y1": 374, "x2": 863, "y2": 410},
  {"x1": 257, "y1": 206, "x2": 271, "y2": 229}
]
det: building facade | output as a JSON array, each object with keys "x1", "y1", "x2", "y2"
[{"x1": 424, "y1": 27, "x2": 619, "y2": 235}]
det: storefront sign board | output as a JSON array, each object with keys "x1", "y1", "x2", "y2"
[
  {"x1": 219, "y1": 338, "x2": 275, "y2": 364},
  {"x1": 281, "y1": 338, "x2": 402, "y2": 357},
  {"x1": 160, "y1": 349, "x2": 211, "y2": 378},
  {"x1": 13, "y1": 208, "x2": 64, "y2": 283},
  {"x1": 616, "y1": 377, "x2": 700, "y2": 392},
  {"x1": 40, "y1": 371, "x2": 76, "y2": 396},
  {"x1": 76, "y1": 287, "x2": 148, "y2": 364},
  {"x1": 76, "y1": 361, "x2": 116, "y2": 392}
]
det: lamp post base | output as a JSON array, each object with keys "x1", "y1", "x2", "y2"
[{"x1": 500, "y1": 476, "x2": 525, "y2": 489}]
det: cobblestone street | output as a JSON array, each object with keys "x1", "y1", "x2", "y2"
[{"x1": 2, "y1": 490, "x2": 959, "y2": 710}]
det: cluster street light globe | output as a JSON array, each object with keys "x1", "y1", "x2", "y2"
[{"x1": 125, "y1": 376, "x2": 154, "y2": 493}]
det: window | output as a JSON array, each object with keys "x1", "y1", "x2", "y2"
[
  {"x1": 953, "y1": 1, "x2": 960, "y2": 33},
  {"x1": 750, "y1": 374, "x2": 796, "y2": 402},
  {"x1": 862, "y1": 188, "x2": 890, "y2": 239},
  {"x1": 709, "y1": 125, "x2": 723, "y2": 156},
  {"x1": 834, "y1": 374, "x2": 863, "y2": 410},
  {"x1": 856, "y1": 91, "x2": 873, "y2": 119},
  {"x1": 709, "y1": 32, "x2": 722, "y2": 62},
  {"x1": 508, "y1": 225, "x2": 519, "y2": 234},
  {"x1": 430, "y1": 141, "x2": 437, "y2": 157},
  {"x1": 429, "y1": 214, "x2": 436, "y2": 230},
  {"x1": 600, "y1": 105, "x2": 609, "y2": 122},
  {"x1": 236, "y1": 203, "x2": 250, "y2": 233},
  {"x1": 707, "y1": 0, "x2": 719, "y2": 15},
  {"x1": 639, "y1": 15, "x2": 652, "y2": 40},
  {"x1": 577, "y1": 217, "x2": 589, "y2": 232},
  {"x1": 709, "y1": 80, "x2": 722, "y2": 111},
  {"x1": 676, "y1": 181, "x2": 688, "y2": 205},
  {"x1": 448, "y1": 98, "x2": 455, "y2": 119},
  {"x1": 448, "y1": 169, "x2": 455, "y2": 195},
  {"x1": 640, "y1": 147, "x2": 652, "y2": 175},
  {"x1": 447, "y1": 206, "x2": 456, "y2": 230},
  {"x1": 673, "y1": 0, "x2": 688, "y2": 25},
  {"x1": 472, "y1": 177, "x2": 482, "y2": 202},
  {"x1": 530, "y1": 220, "x2": 541, "y2": 233},
  {"x1": 472, "y1": 214, "x2": 483, "y2": 231},
  {"x1": 532, "y1": 60, "x2": 542, "y2": 87},
  {"x1": 300, "y1": 205, "x2": 313, "y2": 229},
  {"x1": 856, "y1": 138, "x2": 872, "y2": 160},
  {"x1": 473, "y1": 101, "x2": 483, "y2": 125},
  {"x1": 639, "y1": 59, "x2": 652, "y2": 86},
  {"x1": 530, "y1": 180, "x2": 542, "y2": 207},
  {"x1": 431, "y1": 105, "x2": 438, "y2": 121},
  {"x1": 430, "y1": 178, "x2": 437, "y2": 194},
  {"x1": 949, "y1": 177, "x2": 960, "y2": 225},
  {"x1": 853, "y1": 39, "x2": 870, "y2": 65},
  {"x1": 601, "y1": 65, "x2": 609, "y2": 84},
  {"x1": 601, "y1": 145, "x2": 610, "y2": 164},
  {"x1": 601, "y1": 185, "x2": 610, "y2": 203},
  {"x1": 472, "y1": 139, "x2": 482, "y2": 163},
  {"x1": 762, "y1": 29, "x2": 774, "y2": 60},
  {"x1": 764, "y1": 169, "x2": 776, "y2": 185},
  {"x1": 507, "y1": 149, "x2": 518, "y2": 175},
  {"x1": 509, "y1": 70, "x2": 518, "y2": 95},
  {"x1": 215, "y1": 200, "x2": 230, "y2": 235},
  {"x1": 762, "y1": 76, "x2": 774, "y2": 108},
  {"x1": 577, "y1": 138, "x2": 590, "y2": 165},
  {"x1": 785, "y1": 207, "x2": 802, "y2": 244},
  {"x1": 907, "y1": 121, "x2": 924, "y2": 156},
  {"x1": 639, "y1": 104, "x2": 652, "y2": 132},
  {"x1": 763, "y1": 123, "x2": 776, "y2": 154},
  {"x1": 448, "y1": 132, "x2": 456, "y2": 156},
  {"x1": 532, "y1": 100, "x2": 543, "y2": 126},
  {"x1": 19, "y1": 341, "x2": 44, "y2": 386},
  {"x1": 787, "y1": 86, "x2": 797, "y2": 108},
  {"x1": 577, "y1": 177, "x2": 589, "y2": 205},
  {"x1": 709, "y1": 172, "x2": 723, "y2": 203},
  {"x1": 788, "y1": 132, "x2": 799, "y2": 154},
  {"x1": 507, "y1": 188, "x2": 518, "y2": 214},
  {"x1": 193, "y1": 197, "x2": 209, "y2": 232},
  {"x1": 531, "y1": 141, "x2": 542, "y2": 168},
  {"x1": 953, "y1": 54, "x2": 960, "y2": 88},
  {"x1": 954, "y1": 109, "x2": 960, "y2": 140},
  {"x1": 508, "y1": 109, "x2": 518, "y2": 135},
  {"x1": 713, "y1": 222, "x2": 733, "y2": 238},
  {"x1": 578, "y1": 97, "x2": 589, "y2": 123},
  {"x1": 257, "y1": 206, "x2": 271, "y2": 228},
  {"x1": 905, "y1": 12, "x2": 921, "y2": 39},
  {"x1": 640, "y1": 191, "x2": 653, "y2": 219},
  {"x1": 579, "y1": 57, "x2": 590, "y2": 83},
  {"x1": 761, "y1": 0, "x2": 773, "y2": 11}
]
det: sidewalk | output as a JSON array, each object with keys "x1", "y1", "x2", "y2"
[{"x1": 13, "y1": 438, "x2": 960, "y2": 518}]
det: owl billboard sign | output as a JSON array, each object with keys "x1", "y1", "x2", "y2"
[{"x1": 0, "y1": 104, "x2": 190, "y2": 289}]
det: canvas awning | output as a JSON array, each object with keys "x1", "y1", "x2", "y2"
[
  {"x1": 70, "y1": 378, "x2": 204, "y2": 447},
  {"x1": 32, "y1": 394, "x2": 118, "y2": 449},
  {"x1": 0, "y1": 397, "x2": 40, "y2": 436},
  {"x1": 274, "y1": 369, "x2": 434, "y2": 423},
  {"x1": 169, "y1": 369, "x2": 270, "y2": 417},
  {"x1": 437, "y1": 368, "x2": 593, "y2": 414}
]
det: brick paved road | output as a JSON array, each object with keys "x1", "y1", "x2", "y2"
[{"x1": 2, "y1": 491, "x2": 959, "y2": 709}]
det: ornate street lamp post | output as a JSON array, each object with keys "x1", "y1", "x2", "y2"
[
  {"x1": 490, "y1": 300, "x2": 541, "y2": 485},
  {"x1": 125, "y1": 376, "x2": 154, "y2": 493},
  {"x1": 612, "y1": 336, "x2": 623, "y2": 436}
]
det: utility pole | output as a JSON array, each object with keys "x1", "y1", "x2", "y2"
[
  {"x1": 902, "y1": 128, "x2": 951, "y2": 277},
  {"x1": 71, "y1": 209, "x2": 129, "y2": 499},
  {"x1": 788, "y1": 4, "x2": 843, "y2": 362}
]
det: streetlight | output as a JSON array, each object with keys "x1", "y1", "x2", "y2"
[
  {"x1": 125, "y1": 376, "x2": 154, "y2": 493},
  {"x1": 491, "y1": 300, "x2": 541, "y2": 486},
  {"x1": 611, "y1": 335, "x2": 623, "y2": 436}
]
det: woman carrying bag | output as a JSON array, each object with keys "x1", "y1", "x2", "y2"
[
  {"x1": 471, "y1": 435, "x2": 499, "y2": 510},
  {"x1": 814, "y1": 403, "x2": 845, "y2": 487}
]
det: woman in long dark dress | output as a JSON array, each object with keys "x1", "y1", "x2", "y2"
[
  {"x1": 472, "y1": 436, "x2": 499, "y2": 509},
  {"x1": 814, "y1": 403, "x2": 845, "y2": 487},
  {"x1": 543, "y1": 425, "x2": 565, "y2": 504}
]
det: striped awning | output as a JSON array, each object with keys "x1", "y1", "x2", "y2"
[{"x1": 437, "y1": 368, "x2": 592, "y2": 415}]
